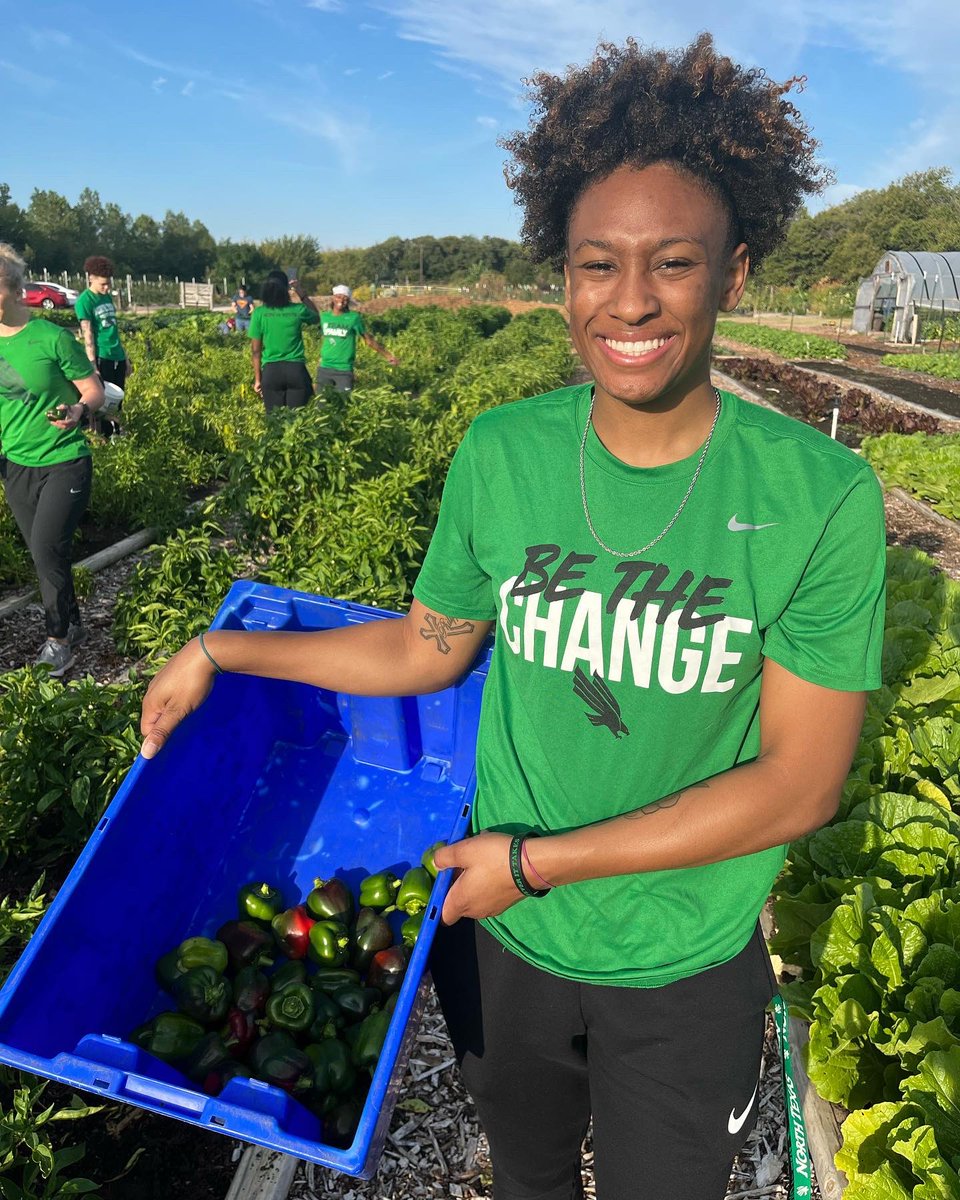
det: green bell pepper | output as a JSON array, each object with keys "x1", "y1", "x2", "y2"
[
  {"x1": 352, "y1": 1008, "x2": 391, "y2": 1074},
  {"x1": 421, "y1": 841, "x2": 446, "y2": 878},
  {"x1": 305, "y1": 877, "x2": 354, "y2": 924},
  {"x1": 172, "y1": 965, "x2": 232, "y2": 1025},
  {"x1": 395, "y1": 867, "x2": 433, "y2": 917},
  {"x1": 181, "y1": 1032, "x2": 231, "y2": 1086},
  {"x1": 201, "y1": 1058, "x2": 251, "y2": 1097},
  {"x1": 311, "y1": 967, "x2": 361, "y2": 995},
  {"x1": 249, "y1": 1032, "x2": 312, "y2": 1093},
  {"x1": 400, "y1": 911, "x2": 424, "y2": 948},
  {"x1": 265, "y1": 982, "x2": 315, "y2": 1034},
  {"x1": 331, "y1": 985, "x2": 381, "y2": 1023},
  {"x1": 324, "y1": 1097, "x2": 363, "y2": 1148},
  {"x1": 177, "y1": 936, "x2": 228, "y2": 976},
  {"x1": 131, "y1": 1012, "x2": 205, "y2": 1063},
  {"x1": 349, "y1": 911, "x2": 393, "y2": 974},
  {"x1": 216, "y1": 920, "x2": 274, "y2": 972},
  {"x1": 269, "y1": 961, "x2": 308, "y2": 994},
  {"x1": 238, "y1": 881, "x2": 283, "y2": 924},
  {"x1": 308, "y1": 919, "x2": 350, "y2": 968},
  {"x1": 308, "y1": 992, "x2": 346, "y2": 1041},
  {"x1": 358, "y1": 871, "x2": 401, "y2": 912},
  {"x1": 155, "y1": 949, "x2": 189, "y2": 995},
  {"x1": 305, "y1": 1038, "x2": 356, "y2": 1096},
  {"x1": 232, "y1": 965, "x2": 270, "y2": 1014}
]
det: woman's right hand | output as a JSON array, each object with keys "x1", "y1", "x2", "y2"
[
  {"x1": 253, "y1": 378, "x2": 262, "y2": 395},
  {"x1": 140, "y1": 639, "x2": 217, "y2": 760}
]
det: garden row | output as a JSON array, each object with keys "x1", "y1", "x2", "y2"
[{"x1": 0, "y1": 304, "x2": 574, "y2": 1197}]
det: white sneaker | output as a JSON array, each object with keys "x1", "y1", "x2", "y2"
[
  {"x1": 35, "y1": 639, "x2": 76, "y2": 677},
  {"x1": 67, "y1": 622, "x2": 87, "y2": 648}
]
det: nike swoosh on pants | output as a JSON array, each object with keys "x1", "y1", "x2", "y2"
[{"x1": 727, "y1": 1081, "x2": 759, "y2": 1134}]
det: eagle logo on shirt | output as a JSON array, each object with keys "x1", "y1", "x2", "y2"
[
  {"x1": 573, "y1": 667, "x2": 630, "y2": 739},
  {"x1": 0, "y1": 355, "x2": 37, "y2": 406}
]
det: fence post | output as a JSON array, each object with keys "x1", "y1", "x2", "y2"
[
  {"x1": 223, "y1": 277, "x2": 228, "y2": 295},
  {"x1": 126, "y1": 274, "x2": 133, "y2": 308},
  {"x1": 789, "y1": 311, "x2": 795, "y2": 331}
]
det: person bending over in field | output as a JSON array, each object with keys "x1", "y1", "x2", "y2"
[
  {"x1": 315, "y1": 284, "x2": 399, "y2": 396},
  {"x1": 140, "y1": 34, "x2": 884, "y2": 1200}
]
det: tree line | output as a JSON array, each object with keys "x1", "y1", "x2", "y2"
[
  {"x1": 1, "y1": 167, "x2": 957, "y2": 291},
  {"x1": 0, "y1": 184, "x2": 559, "y2": 290}
]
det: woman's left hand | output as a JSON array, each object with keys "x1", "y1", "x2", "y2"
[{"x1": 434, "y1": 831, "x2": 521, "y2": 925}]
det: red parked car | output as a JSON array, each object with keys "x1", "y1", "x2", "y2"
[{"x1": 23, "y1": 281, "x2": 78, "y2": 309}]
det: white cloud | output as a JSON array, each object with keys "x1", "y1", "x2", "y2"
[
  {"x1": 24, "y1": 28, "x2": 73, "y2": 53},
  {"x1": 114, "y1": 42, "x2": 365, "y2": 167},
  {"x1": 476, "y1": 115, "x2": 497, "y2": 128},
  {"x1": 360, "y1": 21, "x2": 380, "y2": 31},
  {"x1": 378, "y1": 70, "x2": 394, "y2": 79},
  {"x1": 343, "y1": 67, "x2": 361, "y2": 76},
  {"x1": 152, "y1": 76, "x2": 167, "y2": 92},
  {"x1": 0, "y1": 59, "x2": 56, "y2": 91},
  {"x1": 808, "y1": 182, "x2": 865, "y2": 212},
  {"x1": 305, "y1": 0, "x2": 343, "y2": 10},
  {"x1": 181, "y1": 80, "x2": 195, "y2": 96}
]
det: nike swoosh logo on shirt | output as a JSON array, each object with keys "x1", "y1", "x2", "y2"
[
  {"x1": 728, "y1": 515, "x2": 779, "y2": 532},
  {"x1": 70, "y1": 488, "x2": 83, "y2": 495},
  {"x1": 728, "y1": 1081, "x2": 759, "y2": 1135}
]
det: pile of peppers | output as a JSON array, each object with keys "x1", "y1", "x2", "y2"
[{"x1": 128, "y1": 847, "x2": 442, "y2": 1150}]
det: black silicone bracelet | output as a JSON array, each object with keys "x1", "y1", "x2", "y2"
[{"x1": 509, "y1": 834, "x2": 550, "y2": 899}]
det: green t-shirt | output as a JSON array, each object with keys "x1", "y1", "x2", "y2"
[
  {"x1": 413, "y1": 384, "x2": 886, "y2": 988},
  {"x1": 75, "y1": 288, "x2": 124, "y2": 361},
  {"x1": 248, "y1": 303, "x2": 319, "y2": 364},
  {"x1": 0, "y1": 321, "x2": 94, "y2": 467},
  {"x1": 319, "y1": 310, "x2": 366, "y2": 371}
]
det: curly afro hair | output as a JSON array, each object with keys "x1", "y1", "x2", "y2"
[
  {"x1": 83, "y1": 255, "x2": 115, "y2": 277},
  {"x1": 501, "y1": 33, "x2": 831, "y2": 269}
]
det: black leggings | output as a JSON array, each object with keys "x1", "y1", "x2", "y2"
[
  {"x1": 1, "y1": 455, "x2": 92, "y2": 638},
  {"x1": 430, "y1": 919, "x2": 776, "y2": 1200},
  {"x1": 261, "y1": 361, "x2": 313, "y2": 411}
]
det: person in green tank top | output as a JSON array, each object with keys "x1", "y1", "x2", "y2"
[
  {"x1": 315, "y1": 284, "x2": 398, "y2": 395},
  {"x1": 248, "y1": 269, "x2": 320, "y2": 412},
  {"x1": 0, "y1": 243, "x2": 105, "y2": 676},
  {"x1": 136, "y1": 36, "x2": 884, "y2": 1199}
]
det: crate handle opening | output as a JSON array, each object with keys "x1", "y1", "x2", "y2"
[
  {"x1": 93, "y1": 1078, "x2": 109, "y2": 1088},
  {"x1": 460, "y1": 804, "x2": 470, "y2": 818},
  {"x1": 429, "y1": 905, "x2": 437, "y2": 921},
  {"x1": 209, "y1": 1116, "x2": 226, "y2": 1127},
  {"x1": 97, "y1": 818, "x2": 109, "y2": 832}
]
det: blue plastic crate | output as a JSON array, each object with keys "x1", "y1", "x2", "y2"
[{"x1": 0, "y1": 582, "x2": 490, "y2": 1178}]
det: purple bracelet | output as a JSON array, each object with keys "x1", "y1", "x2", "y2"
[{"x1": 522, "y1": 839, "x2": 554, "y2": 891}]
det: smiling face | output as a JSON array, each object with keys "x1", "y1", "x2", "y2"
[
  {"x1": 332, "y1": 292, "x2": 349, "y2": 313},
  {"x1": 565, "y1": 162, "x2": 748, "y2": 413}
]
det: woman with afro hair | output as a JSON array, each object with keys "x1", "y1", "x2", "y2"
[{"x1": 139, "y1": 35, "x2": 885, "y2": 1197}]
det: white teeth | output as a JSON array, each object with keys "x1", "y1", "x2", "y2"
[{"x1": 603, "y1": 336, "x2": 670, "y2": 356}]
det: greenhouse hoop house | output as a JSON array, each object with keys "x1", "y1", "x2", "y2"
[{"x1": 852, "y1": 249, "x2": 960, "y2": 342}]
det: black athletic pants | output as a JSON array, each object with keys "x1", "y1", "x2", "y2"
[
  {"x1": 315, "y1": 367, "x2": 354, "y2": 394},
  {"x1": 261, "y1": 361, "x2": 313, "y2": 411},
  {"x1": 430, "y1": 919, "x2": 776, "y2": 1200},
  {"x1": 1, "y1": 455, "x2": 92, "y2": 638}
]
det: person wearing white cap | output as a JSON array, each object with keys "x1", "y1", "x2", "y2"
[{"x1": 315, "y1": 284, "x2": 399, "y2": 395}]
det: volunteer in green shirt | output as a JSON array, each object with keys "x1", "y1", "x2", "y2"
[
  {"x1": 248, "y1": 270, "x2": 320, "y2": 411},
  {"x1": 315, "y1": 284, "x2": 398, "y2": 395},
  {"x1": 0, "y1": 243, "x2": 105, "y2": 676},
  {"x1": 138, "y1": 36, "x2": 885, "y2": 1200},
  {"x1": 76, "y1": 254, "x2": 129, "y2": 437}
]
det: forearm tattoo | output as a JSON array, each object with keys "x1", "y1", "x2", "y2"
[
  {"x1": 625, "y1": 780, "x2": 709, "y2": 819},
  {"x1": 419, "y1": 613, "x2": 475, "y2": 655}
]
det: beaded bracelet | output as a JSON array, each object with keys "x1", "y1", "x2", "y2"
[
  {"x1": 198, "y1": 630, "x2": 224, "y2": 675},
  {"x1": 509, "y1": 834, "x2": 550, "y2": 899}
]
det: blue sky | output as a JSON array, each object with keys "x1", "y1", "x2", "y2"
[{"x1": 1, "y1": 0, "x2": 958, "y2": 248}]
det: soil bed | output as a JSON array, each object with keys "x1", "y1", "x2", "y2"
[{"x1": 802, "y1": 359, "x2": 960, "y2": 420}]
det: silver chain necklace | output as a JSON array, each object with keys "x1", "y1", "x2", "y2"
[{"x1": 579, "y1": 388, "x2": 722, "y2": 559}]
